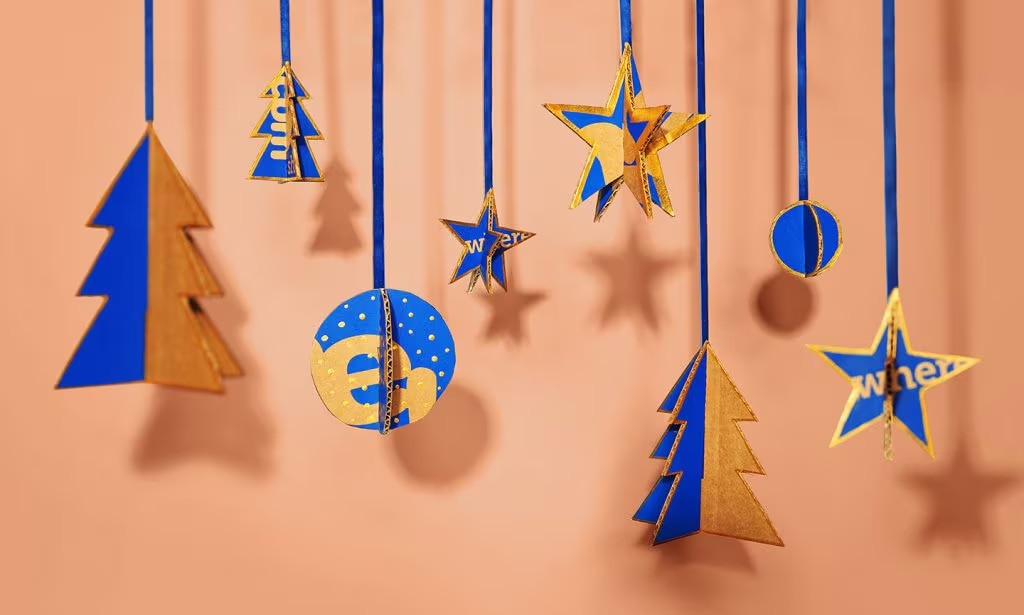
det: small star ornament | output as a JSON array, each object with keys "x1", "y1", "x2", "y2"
[
  {"x1": 809, "y1": 289, "x2": 979, "y2": 458},
  {"x1": 545, "y1": 44, "x2": 707, "y2": 221},
  {"x1": 441, "y1": 189, "x2": 534, "y2": 293}
]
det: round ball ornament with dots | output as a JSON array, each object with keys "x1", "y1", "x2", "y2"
[{"x1": 310, "y1": 289, "x2": 456, "y2": 432}]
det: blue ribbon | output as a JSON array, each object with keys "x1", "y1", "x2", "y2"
[
  {"x1": 883, "y1": 0, "x2": 899, "y2": 295},
  {"x1": 372, "y1": 0, "x2": 385, "y2": 289},
  {"x1": 797, "y1": 0, "x2": 808, "y2": 201},
  {"x1": 696, "y1": 0, "x2": 709, "y2": 343},
  {"x1": 280, "y1": 0, "x2": 292, "y2": 64},
  {"x1": 483, "y1": 0, "x2": 494, "y2": 192},
  {"x1": 619, "y1": 0, "x2": 632, "y2": 48},
  {"x1": 144, "y1": 0, "x2": 153, "y2": 122}
]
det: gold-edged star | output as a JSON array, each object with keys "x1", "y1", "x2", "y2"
[
  {"x1": 441, "y1": 189, "x2": 534, "y2": 293},
  {"x1": 808, "y1": 289, "x2": 979, "y2": 458},
  {"x1": 545, "y1": 44, "x2": 706, "y2": 221}
]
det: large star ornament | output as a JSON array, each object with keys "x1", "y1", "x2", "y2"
[
  {"x1": 808, "y1": 289, "x2": 979, "y2": 458},
  {"x1": 545, "y1": 43, "x2": 707, "y2": 221},
  {"x1": 441, "y1": 189, "x2": 534, "y2": 293}
]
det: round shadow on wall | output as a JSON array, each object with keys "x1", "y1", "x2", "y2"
[
  {"x1": 389, "y1": 384, "x2": 492, "y2": 487},
  {"x1": 753, "y1": 271, "x2": 816, "y2": 335}
]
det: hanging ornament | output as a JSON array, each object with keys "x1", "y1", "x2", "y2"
[
  {"x1": 808, "y1": 0, "x2": 978, "y2": 459},
  {"x1": 249, "y1": 0, "x2": 324, "y2": 182},
  {"x1": 58, "y1": 0, "x2": 239, "y2": 392},
  {"x1": 544, "y1": 0, "x2": 707, "y2": 221},
  {"x1": 310, "y1": 0, "x2": 456, "y2": 433},
  {"x1": 442, "y1": 0, "x2": 534, "y2": 293},
  {"x1": 769, "y1": 0, "x2": 842, "y2": 277},
  {"x1": 635, "y1": 0, "x2": 782, "y2": 546}
]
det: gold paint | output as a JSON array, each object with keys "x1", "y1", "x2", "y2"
[
  {"x1": 440, "y1": 189, "x2": 535, "y2": 293},
  {"x1": 699, "y1": 345, "x2": 783, "y2": 546},
  {"x1": 310, "y1": 334, "x2": 439, "y2": 428},
  {"x1": 248, "y1": 63, "x2": 324, "y2": 183},
  {"x1": 145, "y1": 126, "x2": 240, "y2": 391},
  {"x1": 809, "y1": 289, "x2": 980, "y2": 458}
]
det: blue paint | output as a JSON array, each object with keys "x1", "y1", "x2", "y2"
[
  {"x1": 634, "y1": 475, "x2": 673, "y2": 524},
  {"x1": 636, "y1": 348, "x2": 707, "y2": 541},
  {"x1": 646, "y1": 174, "x2": 662, "y2": 207},
  {"x1": 771, "y1": 203, "x2": 841, "y2": 276},
  {"x1": 315, "y1": 289, "x2": 457, "y2": 431},
  {"x1": 651, "y1": 423, "x2": 681, "y2": 459},
  {"x1": 60, "y1": 134, "x2": 150, "y2": 388},
  {"x1": 579, "y1": 157, "x2": 607, "y2": 203},
  {"x1": 796, "y1": 0, "x2": 808, "y2": 200}
]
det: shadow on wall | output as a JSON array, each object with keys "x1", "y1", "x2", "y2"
[
  {"x1": 476, "y1": 286, "x2": 547, "y2": 346},
  {"x1": 309, "y1": 159, "x2": 363, "y2": 256},
  {"x1": 900, "y1": 0, "x2": 1018, "y2": 556},
  {"x1": 583, "y1": 221, "x2": 683, "y2": 333},
  {"x1": 133, "y1": 0, "x2": 273, "y2": 478},
  {"x1": 308, "y1": 0, "x2": 364, "y2": 257},
  {"x1": 388, "y1": 383, "x2": 493, "y2": 488},
  {"x1": 752, "y1": 0, "x2": 816, "y2": 336},
  {"x1": 753, "y1": 271, "x2": 816, "y2": 336},
  {"x1": 132, "y1": 248, "x2": 274, "y2": 478}
]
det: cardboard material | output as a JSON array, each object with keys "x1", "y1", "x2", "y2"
[
  {"x1": 58, "y1": 125, "x2": 240, "y2": 391},
  {"x1": 809, "y1": 289, "x2": 979, "y2": 458},
  {"x1": 249, "y1": 63, "x2": 324, "y2": 182},
  {"x1": 545, "y1": 44, "x2": 706, "y2": 220},
  {"x1": 441, "y1": 189, "x2": 534, "y2": 293},
  {"x1": 769, "y1": 200, "x2": 843, "y2": 277},
  {"x1": 635, "y1": 342, "x2": 782, "y2": 546},
  {"x1": 310, "y1": 289, "x2": 456, "y2": 432}
]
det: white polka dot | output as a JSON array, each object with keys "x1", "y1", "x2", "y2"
[
  {"x1": 428, "y1": 334, "x2": 435, "y2": 341},
  {"x1": 359, "y1": 313, "x2": 366, "y2": 320},
  {"x1": 320, "y1": 335, "x2": 328, "y2": 342},
  {"x1": 408, "y1": 312, "x2": 414, "y2": 318},
  {"x1": 431, "y1": 356, "x2": 438, "y2": 363},
  {"x1": 338, "y1": 321, "x2": 346, "y2": 328}
]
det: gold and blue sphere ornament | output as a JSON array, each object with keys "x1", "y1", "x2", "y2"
[
  {"x1": 310, "y1": 289, "x2": 456, "y2": 433},
  {"x1": 769, "y1": 200, "x2": 842, "y2": 277}
]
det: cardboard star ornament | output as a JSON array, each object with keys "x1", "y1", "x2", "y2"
[
  {"x1": 809, "y1": 289, "x2": 979, "y2": 458},
  {"x1": 441, "y1": 189, "x2": 534, "y2": 293},
  {"x1": 545, "y1": 44, "x2": 707, "y2": 220}
]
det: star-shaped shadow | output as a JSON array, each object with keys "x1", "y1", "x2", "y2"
[
  {"x1": 585, "y1": 224, "x2": 680, "y2": 331},
  {"x1": 477, "y1": 285, "x2": 547, "y2": 345},
  {"x1": 904, "y1": 436, "x2": 1018, "y2": 554}
]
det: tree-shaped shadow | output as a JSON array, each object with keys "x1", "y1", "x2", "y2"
[
  {"x1": 133, "y1": 250, "x2": 274, "y2": 478},
  {"x1": 388, "y1": 384, "x2": 493, "y2": 488},
  {"x1": 584, "y1": 222, "x2": 682, "y2": 332},
  {"x1": 309, "y1": 158, "x2": 363, "y2": 255},
  {"x1": 308, "y1": 0, "x2": 363, "y2": 256}
]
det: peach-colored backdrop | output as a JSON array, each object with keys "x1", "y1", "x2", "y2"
[{"x1": 2, "y1": 0, "x2": 1021, "y2": 613}]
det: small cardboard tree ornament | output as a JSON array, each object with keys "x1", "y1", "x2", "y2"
[
  {"x1": 249, "y1": 0, "x2": 324, "y2": 182},
  {"x1": 59, "y1": 0, "x2": 238, "y2": 392}
]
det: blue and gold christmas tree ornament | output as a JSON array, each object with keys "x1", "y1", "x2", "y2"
[
  {"x1": 59, "y1": 0, "x2": 239, "y2": 392},
  {"x1": 311, "y1": 0, "x2": 456, "y2": 434},
  {"x1": 249, "y1": 0, "x2": 323, "y2": 182},
  {"x1": 544, "y1": 1, "x2": 706, "y2": 221},
  {"x1": 636, "y1": 0, "x2": 781, "y2": 547},
  {"x1": 809, "y1": 291, "x2": 978, "y2": 458},
  {"x1": 809, "y1": 0, "x2": 978, "y2": 459}
]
